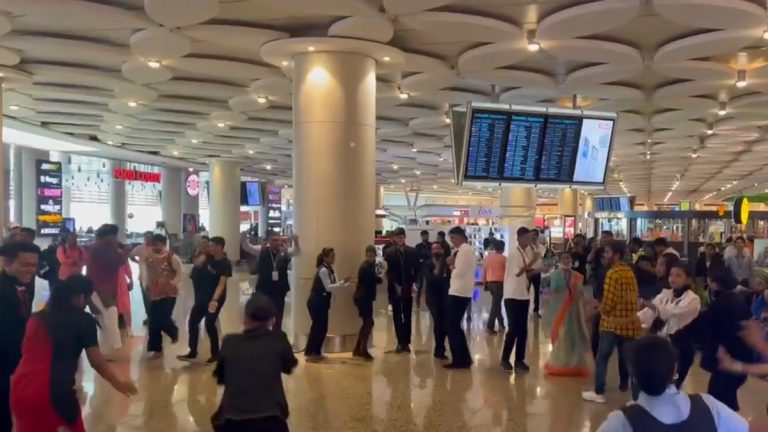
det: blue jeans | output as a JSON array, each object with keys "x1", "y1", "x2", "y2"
[{"x1": 594, "y1": 331, "x2": 636, "y2": 397}]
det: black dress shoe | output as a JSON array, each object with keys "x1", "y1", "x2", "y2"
[
  {"x1": 514, "y1": 361, "x2": 530, "y2": 373},
  {"x1": 434, "y1": 353, "x2": 449, "y2": 360},
  {"x1": 176, "y1": 352, "x2": 196, "y2": 361},
  {"x1": 444, "y1": 363, "x2": 471, "y2": 370},
  {"x1": 402, "y1": 345, "x2": 412, "y2": 353},
  {"x1": 501, "y1": 361, "x2": 514, "y2": 373},
  {"x1": 395, "y1": 345, "x2": 405, "y2": 354}
]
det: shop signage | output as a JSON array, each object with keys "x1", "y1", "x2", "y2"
[
  {"x1": 185, "y1": 173, "x2": 200, "y2": 197},
  {"x1": 36, "y1": 160, "x2": 63, "y2": 236},
  {"x1": 266, "y1": 185, "x2": 282, "y2": 234},
  {"x1": 469, "y1": 206, "x2": 499, "y2": 218},
  {"x1": 594, "y1": 211, "x2": 626, "y2": 219},
  {"x1": 733, "y1": 196, "x2": 750, "y2": 225},
  {"x1": 113, "y1": 167, "x2": 161, "y2": 183}
]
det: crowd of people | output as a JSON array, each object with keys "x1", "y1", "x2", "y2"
[{"x1": 2, "y1": 220, "x2": 768, "y2": 431}]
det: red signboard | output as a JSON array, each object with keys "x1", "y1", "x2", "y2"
[{"x1": 113, "y1": 168, "x2": 161, "y2": 183}]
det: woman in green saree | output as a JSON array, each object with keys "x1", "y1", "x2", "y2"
[{"x1": 544, "y1": 252, "x2": 590, "y2": 377}]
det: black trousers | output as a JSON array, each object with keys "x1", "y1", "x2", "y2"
[
  {"x1": 671, "y1": 331, "x2": 695, "y2": 389},
  {"x1": 0, "y1": 376, "x2": 10, "y2": 432},
  {"x1": 305, "y1": 297, "x2": 329, "y2": 356},
  {"x1": 214, "y1": 416, "x2": 289, "y2": 432},
  {"x1": 426, "y1": 291, "x2": 448, "y2": 356},
  {"x1": 446, "y1": 295, "x2": 472, "y2": 366},
  {"x1": 502, "y1": 299, "x2": 529, "y2": 363},
  {"x1": 486, "y1": 282, "x2": 504, "y2": 331},
  {"x1": 263, "y1": 294, "x2": 286, "y2": 332},
  {"x1": 390, "y1": 295, "x2": 413, "y2": 347},
  {"x1": 147, "y1": 297, "x2": 178, "y2": 353},
  {"x1": 188, "y1": 300, "x2": 224, "y2": 357},
  {"x1": 531, "y1": 273, "x2": 542, "y2": 313},
  {"x1": 140, "y1": 282, "x2": 151, "y2": 317},
  {"x1": 708, "y1": 370, "x2": 747, "y2": 411}
]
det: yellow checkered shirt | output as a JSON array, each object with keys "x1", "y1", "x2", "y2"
[{"x1": 599, "y1": 262, "x2": 641, "y2": 338}]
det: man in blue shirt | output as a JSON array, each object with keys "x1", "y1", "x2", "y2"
[{"x1": 597, "y1": 336, "x2": 747, "y2": 432}]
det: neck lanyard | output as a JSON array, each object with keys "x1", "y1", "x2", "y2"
[
  {"x1": 517, "y1": 246, "x2": 528, "y2": 267},
  {"x1": 269, "y1": 249, "x2": 279, "y2": 270}
]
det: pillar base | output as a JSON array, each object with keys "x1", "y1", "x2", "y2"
[{"x1": 293, "y1": 332, "x2": 358, "y2": 353}]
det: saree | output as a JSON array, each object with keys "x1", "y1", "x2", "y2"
[{"x1": 544, "y1": 268, "x2": 590, "y2": 377}]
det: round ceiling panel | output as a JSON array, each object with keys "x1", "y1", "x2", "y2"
[
  {"x1": 130, "y1": 27, "x2": 191, "y2": 60},
  {"x1": 538, "y1": 0, "x2": 640, "y2": 40},
  {"x1": 144, "y1": 0, "x2": 219, "y2": 27},
  {"x1": 654, "y1": 29, "x2": 760, "y2": 64},
  {"x1": 653, "y1": 0, "x2": 766, "y2": 30},
  {"x1": 328, "y1": 14, "x2": 394, "y2": 43}
]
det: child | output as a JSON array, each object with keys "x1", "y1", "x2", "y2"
[{"x1": 212, "y1": 293, "x2": 298, "y2": 432}]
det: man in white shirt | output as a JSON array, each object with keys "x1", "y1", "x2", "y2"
[
  {"x1": 597, "y1": 336, "x2": 747, "y2": 432},
  {"x1": 653, "y1": 237, "x2": 680, "y2": 258},
  {"x1": 529, "y1": 229, "x2": 547, "y2": 318},
  {"x1": 444, "y1": 226, "x2": 476, "y2": 369},
  {"x1": 129, "y1": 230, "x2": 154, "y2": 325},
  {"x1": 501, "y1": 227, "x2": 539, "y2": 373}
]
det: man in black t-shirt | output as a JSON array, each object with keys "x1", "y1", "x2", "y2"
[{"x1": 178, "y1": 236, "x2": 232, "y2": 364}]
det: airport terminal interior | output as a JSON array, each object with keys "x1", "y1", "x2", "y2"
[{"x1": 3, "y1": 0, "x2": 768, "y2": 431}]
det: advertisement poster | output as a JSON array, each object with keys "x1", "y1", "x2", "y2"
[
  {"x1": 182, "y1": 213, "x2": 199, "y2": 234},
  {"x1": 564, "y1": 216, "x2": 576, "y2": 239},
  {"x1": 266, "y1": 185, "x2": 282, "y2": 234},
  {"x1": 36, "y1": 160, "x2": 63, "y2": 236}
]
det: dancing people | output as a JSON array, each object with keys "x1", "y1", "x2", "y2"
[
  {"x1": 352, "y1": 245, "x2": 382, "y2": 360},
  {"x1": 544, "y1": 252, "x2": 589, "y2": 377},
  {"x1": 501, "y1": 227, "x2": 535, "y2": 373},
  {"x1": 423, "y1": 241, "x2": 451, "y2": 360},
  {"x1": 482, "y1": 239, "x2": 506, "y2": 334},
  {"x1": 384, "y1": 227, "x2": 419, "y2": 353},
  {"x1": 444, "y1": 226, "x2": 475, "y2": 369},
  {"x1": 145, "y1": 233, "x2": 183, "y2": 358},
  {"x1": 305, "y1": 247, "x2": 349, "y2": 362}
]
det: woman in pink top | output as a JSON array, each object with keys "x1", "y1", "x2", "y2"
[
  {"x1": 116, "y1": 262, "x2": 133, "y2": 337},
  {"x1": 482, "y1": 239, "x2": 506, "y2": 334},
  {"x1": 57, "y1": 232, "x2": 86, "y2": 281}
]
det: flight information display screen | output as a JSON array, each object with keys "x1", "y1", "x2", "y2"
[{"x1": 461, "y1": 107, "x2": 615, "y2": 185}]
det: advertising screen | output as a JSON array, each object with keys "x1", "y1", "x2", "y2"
[
  {"x1": 458, "y1": 105, "x2": 616, "y2": 186},
  {"x1": 36, "y1": 160, "x2": 63, "y2": 236},
  {"x1": 239, "y1": 181, "x2": 261, "y2": 207}
]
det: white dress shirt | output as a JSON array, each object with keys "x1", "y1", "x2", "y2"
[
  {"x1": 503, "y1": 245, "x2": 534, "y2": 300},
  {"x1": 662, "y1": 247, "x2": 680, "y2": 257},
  {"x1": 530, "y1": 243, "x2": 546, "y2": 270},
  {"x1": 637, "y1": 289, "x2": 701, "y2": 336},
  {"x1": 449, "y1": 243, "x2": 476, "y2": 298},
  {"x1": 597, "y1": 386, "x2": 748, "y2": 432}
]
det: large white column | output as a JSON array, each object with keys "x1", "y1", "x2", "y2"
[
  {"x1": 209, "y1": 159, "x2": 241, "y2": 258},
  {"x1": 292, "y1": 51, "x2": 376, "y2": 350},
  {"x1": 110, "y1": 161, "x2": 127, "y2": 241},
  {"x1": 11, "y1": 145, "x2": 21, "y2": 224},
  {"x1": 20, "y1": 148, "x2": 48, "y2": 228},
  {"x1": 180, "y1": 169, "x2": 199, "y2": 230},
  {"x1": 558, "y1": 188, "x2": 578, "y2": 215},
  {"x1": 375, "y1": 184, "x2": 384, "y2": 233},
  {"x1": 161, "y1": 167, "x2": 182, "y2": 236},
  {"x1": 499, "y1": 186, "x2": 536, "y2": 253}
]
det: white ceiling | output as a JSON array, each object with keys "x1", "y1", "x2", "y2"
[{"x1": 2, "y1": 0, "x2": 768, "y2": 203}]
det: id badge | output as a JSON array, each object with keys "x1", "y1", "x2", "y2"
[{"x1": 272, "y1": 271, "x2": 279, "y2": 281}]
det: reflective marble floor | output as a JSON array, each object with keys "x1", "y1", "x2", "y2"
[{"x1": 32, "y1": 268, "x2": 768, "y2": 431}]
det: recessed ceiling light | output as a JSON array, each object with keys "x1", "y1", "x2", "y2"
[
  {"x1": 415, "y1": 170, "x2": 421, "y2": 175},
  {"x1": 444, "y1": 116, "x2": 451, "y2": 124},
  {"x1": 307, "y1": 46, "x2": 316, "y2": 52},
  {"x1": 735, "y1": 70, "x2": 747, "y2": 88},
  {"x1": 392, "y1": 164, "x2": 398, "y2": 170},
  {"x1": 191, "y1": 139, "x2": 199, "y2": 143},
  {"x1": 382, "y1": 56, "x2": 391, "y2": 62},
  {"x1": 526, "y1": 30, "x2": 541, "y2": 52},
  {"x1": 439, "y1": 157, "x2": 445, "y2": 161},
  {"x1": 411, "y1": 147, "x2": 418, "y2": 152},
  {"x1": 147, "y1": 59, "x2": 161, "y2": 68},
  {"x1": 106, "y1": 140, "x2": 114, "y2": 145},
  {"x1": 248, "y1": 150, "x2": 254, "y2": 154},
  {"x1": 398, "y1": 92, "x2": 409, "y2": 100},
  {"x1": 706, "y1": 123, "x2": 714, "y2": 135},
  {"x1": 188, "y1": 168, "x2": 193, "y2": 172},
  {"x1": 400, "y1": 179, "x2": 406, "y2": 183},
  {"x1": 281, "y1": 60, "x2": 289, "y2": 66},
  {"x1": 265, "y1": 164, "x2": 272, "y2": 170},
  {"x1": 127, "y1": 101, "x2": 138, "y2": 107},
  {"x1": 717, "y1": 101, "x2": 727, "y2": 116},
  {"x1": 256, "y1": 96, "x2": 268, "y2": 104},
  {"x1": 433, "y1": 185, "x2": 438, "y2": 189},
  {"x1": 216, "y1": 122, "x2": 227, "y2": 128},
  {"x1": 763, "y1": 29, "x2": 768, "y2": 40},
  {"x1": 115, "y1": 124, "x2": 124, "y2": 129},
  {"x1": 0, "y1": 73, "x2": 5, "y2": 77},
  {"x1": 8, "y1": 105, "x2": 18, "y2": 110},
  {"x1": 172, "y1": 151, "x2": 179, "y2": 156}
]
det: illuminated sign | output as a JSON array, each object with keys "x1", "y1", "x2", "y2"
[
  {"x1": 113, "y1": 168, "x2": 161, "y2": 183},
  {"x1": 36, "y1": 160, "x2": 63, "y2": 236},
  {"x1": 733, "y1": 196, "x2": 750, "y2": 225},
  {"x1": 266, "y1": 185, "x2": 282, "y2": 234},
  {"x1": 185, "y1": 173, "x2": 200, "y2": 197}
]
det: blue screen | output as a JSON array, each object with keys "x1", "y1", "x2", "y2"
[{"x1": 245, "y1": 182, "x2": 261, "y2": 206}]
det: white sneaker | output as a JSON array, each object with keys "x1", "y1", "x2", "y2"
[{"x1": 581, "y1": 391, "x2": 606, "y2": 404}]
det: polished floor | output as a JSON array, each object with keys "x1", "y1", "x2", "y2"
[{"x1": 31, "y1": 267, "x2": 768, "y2": 431}]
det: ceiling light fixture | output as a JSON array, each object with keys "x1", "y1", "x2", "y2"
[
  {"x1": 398, "y1": 92, "x2": 409, "y2": 100},
  {"x1": 735, "y1": 69, "x2": 747, "y2": 88},
  {"x1": 763, "y1": 29, "x2": 768, "y2": 40},
  {"x1": 8, "y1": 105, "x2": 18, "y2": 110},
  {"x1": 433, "y1": 185, "x2": 438, "y2": 189},
  {"x1": 392, "y1": 164, "x2": 398, "y2": 170},
  {"x1": 191, "y1": 139, "x2": 199, "y2": 143},
  {"x1": 411, "y1": 147, "x2": 418, "y2": 152},
  {"x1": 307, "y1": 46, "x2": 316, "y2": 52},
  {"x1": 248, "y1": 150, "x2": 254, "y2": 154},
  {"x1": 172, "y1": 150, "x2": 179, "y2": 156},
  {"x1": 645, "y1": 151, "x2": 651, "y2": 160},
  {"x1": 382, "y1": 56, "x2": 391, "y2": 62},
  {"x1": 691, "y1": 150, "x2": 699, "y2": 158},
  {"x1": 256, "y1": 96, "x2": 268, "y2": 103},
  {"x1": 281, "y1": 60, "x2": 289, "y2": 66},
  {"x1": 127, "y1": 101, "x2": 138, "y2": 107},
  {"x1": 106, "y1": 140, "x2": 114, "y2": 145},
  {"x1": 265, "y1": 164, "x2": 272, "y2": 170},
  {"x1": 415, "y1": 170, "x2": 421, "y2": 175},
  {"x1": 706, "y1": 123, "x2": 714, "y2": 135},
  {"x1": 115, "y1": 124, "x2": 124, "y2": 129},
  {"x1": 216, "y1": 122, "x2": 227, "y2": 128},
  {"x1": 717, "y1": 101, "x2": 728, "y2": 116},
  {"x1": 646, "y1": 137, "x2": 652, "y2": 144},
  {"x1": 439, "y1": 157, "x2": 445, "y2": 161},
  {"x1": 526, "y1": 30, "x2": 541, "y2": 52},
  {"x1": 444, "y1": 116, "x2": 451, "y2": 124},
  {"x1": 400, "y1": 179, "x2": 406, "y2": 183},
  {"x1": 147, "y1": 59, "x2": 161, "y2": 68}
]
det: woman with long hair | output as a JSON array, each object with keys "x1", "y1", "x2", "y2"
[
  {"x1": 638, "y1": 264, "x2": 701, "y2": 388},
  {"x1": 544, "y1": 252, "x2": 590, "y2": 377},
  {"x1": 10, "y1": 275, "x2": 137, "y2": 432},
  {"x1": 699, "y1": 265, "x2": 753, "y2": 411},
  {"x1": 56, "y1": 232, "x2": 86, "y2": 282},
  {"x1": 304, "y1": 247, "x2": 349, "y2": 362},
  {"x1": 353, "y1": 245, "x2": 382, "y2": 360},
  {"x1": 422, "y1": 241, "x2": 451, "y2": 360}
]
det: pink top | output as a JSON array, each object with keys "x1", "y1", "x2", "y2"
[
  {"x1": 57, "y1": 245, "x2": 86, "y2": 280},
  {"x1": 482, "y1": 253, "x2": 506, "y2": 283}
]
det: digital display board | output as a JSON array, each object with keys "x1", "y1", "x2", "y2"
[
  {"x1": 458, "y1": 105, "x2": 615, "y2": 186},
  {"x1": 36, "y1": 160, "x2": 63, "y2": 236},
  {"x1": 595, "y1": 196, "x2": 632, "y2": 212},
  {"x1": 265, "y1": 185, "x2": 282, "y2": 234},
  {"x1": 239, "y1": 181, "x2": 261, "y2": 207}
]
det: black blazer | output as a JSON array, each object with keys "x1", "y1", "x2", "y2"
[
  {"x1": 699, "y1": 290, "x2": 753, "y2": 372},
  {"x1": 384, "y1": 245, "x2": 419, "y2": 300},
  {"x1": 355, "y1": 260, "x2": 381, "y2": 303}
]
